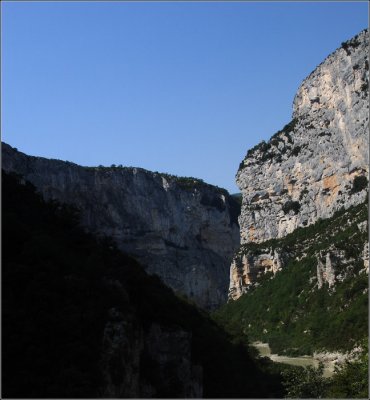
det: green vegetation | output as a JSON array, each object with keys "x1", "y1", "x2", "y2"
[
  {"x1": 327, "y1": 339, "x2": 368, "y2": 398},
  {"x1": 246, "y1": 140, "x2": 269, "y2": 158},
  {"x1": 239, "y1": 200, "x2": 367, "y2": 258},
  {"x1": 84, "y1": 163, "x2": 129, "y2": 171},
  {"x1": 281, "y1": 362, "x2": 328, "y2": 398},
  {"x1": 158, "y1": 171, "x2": 232, "y2": 197},
  {"x1": 159, "y1": 172, "x2": 206, "y2": 188},
  {"x1": 239, "y1": 118, "x2": 298, "y2": 171},
  {"x1": 231, "y1": 192, "x2": 242, "y2": 206},
  {"x1": 82, "y1": 163, "x2": 232, "y2": 200},
  {"x1": 281, "y1": 340, "x2": 368, "y2": 398},
  {"x1": 214, "y1": 200, "x2": 368, "y2": 398},
  {"x1": 341, "y1": 34, "x2": 362, "y2": 56},
  {"x1": 352, "y1": 175, "x2": 368, "y2": 193},
  {"x1": 291, "y1": 146, "x2": 301, "y2": 156},
  {"x1": 214, "y1": 201, "x2": 368, "y2": 357},
  {"x1": 271, "y1": 118, "x2": 297, "y2": 143},
  {"x1": 282, "y1": 200, "x2": 301, "y2": 215},
  {"x1": 299, "y1": 187, "x2": 309, "y2": 200},
  {"x1": 341, "y1": 42, "x2": 352, "y2": 56},
  {"x1": 2, "y1": 170, "x2": 281, "y2": 398}
]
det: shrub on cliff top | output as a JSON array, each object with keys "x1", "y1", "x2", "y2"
[
  {"x1": 352, "y1": 175, "x2": 368, "y2": 193},
  {"x1": 282, "y1": 200, "x2": 301, "y2": 215}
]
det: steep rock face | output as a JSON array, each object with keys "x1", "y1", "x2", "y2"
[
  {"x1": 316, "y1": 247, "x2": 353, "y2": 289},
  {"x1": 2, "y1": 143, "x2": 240, "y2": 310},
  {"x1": 229, "y1": 248, "x2": 285, "y2": 300},
  {"x1": 237, "y1": 29, "x2": 369, "y2": 245}
]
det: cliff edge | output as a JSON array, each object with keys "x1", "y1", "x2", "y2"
[
  {"x1": 237, "y1": 29, "x2": 368, "y2": 244},
  {"x1": 231, "y1": 29, "x2": 368, "y2": 299}
]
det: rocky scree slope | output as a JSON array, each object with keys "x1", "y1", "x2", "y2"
[
  {"x1": 237, "y1": 29, "x2": 368, "y2": 245},
  {"x1": 2, "y1": 143, "x2": 240, "y2": 310},
  {"x1": 230, "y1": 29, "x2": 369, "y2": 298}
]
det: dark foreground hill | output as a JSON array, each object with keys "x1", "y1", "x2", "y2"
[{"x1": 2, "y1": 170, "x2": 283, "y2": 398}]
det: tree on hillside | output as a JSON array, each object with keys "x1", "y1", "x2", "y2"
[
  {"x1": 281, "y1": 362, "x2": 328, "y2": 398},
  {"x1": 327, "y1": 339, "x2": 368, "y2": 399}
]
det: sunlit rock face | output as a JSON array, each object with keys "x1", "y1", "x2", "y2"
[
  {"x1": 230, "y1": 30, "x2": 369, "y2": 299},
  {"x1": 229, "y1": 248, "x2": 285, "y2": 300},
  {"x1": 237, "y1": 29, "x2": 368, "y2": 245},
  {"x1": 2, "y1": 143, "x2": 240, "y2": 310}
]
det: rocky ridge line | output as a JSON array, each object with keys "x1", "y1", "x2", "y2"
[
  {"x1": 237, "y1": 29, "x2": 368, "y2": 244},
  {"x1": 1, "y1": 143, "x2": 240, "y2": 310}
]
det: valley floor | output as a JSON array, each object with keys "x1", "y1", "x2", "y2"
[{"x1": 252, "y1": 342, "x2": 335, "y2": 377}]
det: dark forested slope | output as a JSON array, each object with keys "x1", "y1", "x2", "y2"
[{"x1": 2, "y1": 170, "x2": 282, "y2": 398}]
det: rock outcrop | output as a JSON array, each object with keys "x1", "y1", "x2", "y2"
[
  {"x1": 2, "y1": 143, "x2": 240, "y2": 310},
  {"x1": 237, "y1": 29, "x2": 368, "y2": 245},
  {"x1": 229, "y1": 247, "x2": 285, "y2": 300},
  {"x1": 316, "y1": 247, "x2": 354, "y2": 289},
  {"x1": 361, "y1": 242, "x2": 369, "y2": 273}
]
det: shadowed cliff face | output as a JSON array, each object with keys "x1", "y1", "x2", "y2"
[
  {"x1": 4, "y1": 171, "x2": 283, "y2": 398},
  {"x1": 230, "y1": 29, "x2": 369, "y2": 298},
  {"x1": 2, "y1": 143, "x2": 240, "y2": 310}
]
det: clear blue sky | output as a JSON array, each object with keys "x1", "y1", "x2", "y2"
[{"x1": 2, "y1": 1, "x2": 368, "y2": 193}]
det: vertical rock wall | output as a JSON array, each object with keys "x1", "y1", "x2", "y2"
[
  {"x1": 237, "y1": 29, "x2": 368, "y2": 245},
  {"x1": 230, "y1": 30, "x2": 369, "y2": 299}
]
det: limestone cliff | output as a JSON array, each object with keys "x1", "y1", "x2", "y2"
[
  {"x1": 2, "y1": 143, "x2": 240, "y2": 310},
  {"x1": 230, "y1": 29, "x2": 369, "y2": 299},
  {"x1": 237, "y1": 29, "x2": 368, "y2": 244}
]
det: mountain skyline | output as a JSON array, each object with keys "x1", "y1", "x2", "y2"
[
  {"x1": 2, "y1": 1, "x2": 368, "y2": 193},
  {"x1": 2, "y1": 22, "x2": 368, "y2": 398}
]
